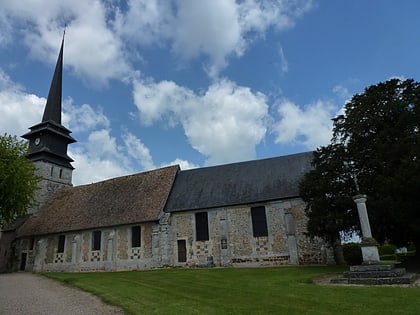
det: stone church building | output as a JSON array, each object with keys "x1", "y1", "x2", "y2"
[{"x1": 0, "y1": 38, "x2": 334, "y2": 273}]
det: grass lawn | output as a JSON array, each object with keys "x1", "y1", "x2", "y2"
[{"x1": 44, "y1": 266, "x2": 419, "y2": 315}]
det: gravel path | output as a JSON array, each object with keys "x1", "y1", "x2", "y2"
[{"x1": 0, "y1": 273, "x2": 125, "y2": 315}]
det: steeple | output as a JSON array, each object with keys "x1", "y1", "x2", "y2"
[
  {"x1": 22, "y1": 33, "x2": 76, "y2": 206},
  {"x1": 42, "y1": 35, "x2": 64, "y2": 124}
]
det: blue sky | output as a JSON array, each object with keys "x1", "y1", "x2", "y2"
[{"x1": 1, "y1": 0, "x2": 420, "y2": 185}]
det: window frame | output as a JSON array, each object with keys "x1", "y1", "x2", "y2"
[
  {"x1": 195, "y1": 212, "x2": 209, "y2": 241},
  {"x1": 92, "y1": 230, "x2": 102, "y2": 251},
  {"x1": 57, "y1": 235, "x2": 65, "y2": 253},
  {"x1": 131, "y1": 226, "x2": 141, "y2": 248},
  {"x1": 251, "y1": 206, "x2": 268, "y2": 237}
]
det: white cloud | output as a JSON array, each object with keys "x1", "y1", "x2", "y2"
[
  {"x1": 113, "y1": 0, "x2": 172, "y2": 46},
  {"x1": 132, "y1": 78, "x2": 268, "y2": 165},
  {"x1": 70, "y1": 149, "x2": 131, "y2": 186},
  {"x1": 170, "y1": 0, "x2": 313, "y2": 78},
  {"x1": 272, "y1": 99, "x2": 337, "y2": 149},
  {"x1": 1, "y1": 0, "x2": 313, "y2": 82},
  {"x1": 333, "y1": 85, "x2": 350, "y2": 100},
  {"x1": 132, "y1": 79, "x2": 193, "y2": 126},
  {"x1": 1, "y1": 0, "x2": 132, "y2": 86},
  {"x1": 63, "y1": 100, "x2": 110, "y2": 133},
  {"x1": 162, "y1": 158, "x2": 199, "y2": 171},
  {"x1": 0, "y1": 69, "x2": 44, "y2": 136},
  {"x1": 122, "y1": 131, "x2": 155, "y2": 171},
  {"x1": 0, "y1": 67, "x2": 202, "y2": 185},
  {"x1": 172, "y1": 0, "x2": 243, "y2": 78},
  {"x1": 278, "y1": 45, "x2": 289, "y2": 73}
]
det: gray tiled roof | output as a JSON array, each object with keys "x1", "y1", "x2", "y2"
[
  {"x1": 18, "y1": 165, "x2": 179, "y2": 237},
  {"x1": 164, "y1": 151, "x2": 313, "y2": 212}
]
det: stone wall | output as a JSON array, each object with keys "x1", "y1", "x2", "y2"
[
  {"x1": 16, "y1": 198, "x2": 334, "y2": 272},
  {"x1": 168, "y1": 198, "x2": 334, "y2": 267},
  {"x1": 28, "y1": 161, "x2": 73, "y2": 214},
  {"x1": 23, "y1": 222, "x2": 160, "y2": 272}
]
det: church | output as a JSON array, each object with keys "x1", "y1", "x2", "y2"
[{"x1": 0, "y1": 38, "x2": 334, "y2": 273}]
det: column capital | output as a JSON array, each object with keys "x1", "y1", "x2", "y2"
[{"x1": 353, "y1": 194, "x2": 367, "y2": 203}]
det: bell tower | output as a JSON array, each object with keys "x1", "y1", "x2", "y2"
[{"x1": 22, "y1": 34, "x2": 76, "y2": 212}]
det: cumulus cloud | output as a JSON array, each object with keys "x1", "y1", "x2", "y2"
[
  {"x1": 0, "y1": 0, "x2": 320, "y2": 184},
  {"x1": 170, "y1": 0, "x2": 313, "y2": 77},
  {"x1": 133, "y1": 78, "x2": 269, "y2": 165},
  {"x1": 113, "y1": 0, "x2": 173, "y2": 46},
  {"x1": 122, "y1": 131, "x2": 155, "y2": 171},
  {"x1": 0, "y1": 69, "x2": 44, "y2": 136},
  {"x1": 70, "y1": 149, "x2": 130, "y2": 185},
  {"x1": 1, "y1": 0, "x2": 132, "y2": 86},
  {"x1": 63, "y1": 101, "x2": 110, "y2": 133},
  {"x1": 272, "y1": 99, "x2": 338, "y2": 149},
  {"x1": 171, "y1": 0, "x2": 243, "y2": 78},
  {"x1": 1, "y1": 0, "x2": 313, "y2": 81}
]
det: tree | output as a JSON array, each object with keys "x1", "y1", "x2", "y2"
[
  {"x1": 0, "y1": 134, "x2": 40, "y2": 225},
  {"x1": 300, "y1": 79, "x2": 420, "y2": 259}
]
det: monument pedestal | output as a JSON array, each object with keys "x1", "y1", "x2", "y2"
[
  {"x1": 332, "y1": 264, "x2": 417, "y2": 285},
  {"x1": 360, "y1": 237, "x2": 380, "y2": 264},
  {"x1": 331, "y1": 193, "x2": 416, "y2": 285}
]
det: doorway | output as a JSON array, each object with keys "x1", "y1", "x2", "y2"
[
  {"x1": 20, "y1": 253, "x2": 27, "y2": 271},
  {"x1": 177, "y1": 240, "x2": 186, "y2": 263}
]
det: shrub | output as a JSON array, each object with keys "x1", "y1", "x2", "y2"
[
  {"x1": 407, "y1": 243, "x2": 416, "y2": 252},
  {"x1": 378, "y1": 244, "x2": 396, "y2": 256},
  {"x1": 396, "y1": 251, "x2": 416, "y2": 263},
  {"x1": 342, "y1": 243, "x2": 362, "y2": 265},
  {"x1": 378, "y1": 244, "x2": 397, "y2": 261},
  {"x1": 380, "y1": 254, "x2": 396, "y2": 261}
]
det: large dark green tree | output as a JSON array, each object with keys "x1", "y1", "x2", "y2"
[
  {"x1": 300, "y1": 79, "x2": 420, "y2": 257},
  {"x1": 0, "y1": 134, "x2": 40, "y2": 225}
]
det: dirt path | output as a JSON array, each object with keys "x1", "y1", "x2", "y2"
[{"x1": 0, "y1": 273, "x2": 124, "y2": 315}]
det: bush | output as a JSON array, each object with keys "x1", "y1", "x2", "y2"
[
  {"x1": 342, "y1": 243, "x2": 362, "y2": 265},
  {"x1": 380, "y1": 254, "x2": 397, "y2": 261},
  {"x1": 396, "y1": 251, "x2": 416, "y2": 263},
  {"x1": 378, "y1": 244, "x2": 397, "y2": 256},
  {"x1": 407, "y1": 243, "x2": 416, "y2": 252}
]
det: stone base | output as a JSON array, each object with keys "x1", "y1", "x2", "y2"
[
  {"x1": 360, "y1": 239, "x2": 380, "y2": 263},
  {"x1": 331, "y1": 264, "x2": 417, "y2": 285}
]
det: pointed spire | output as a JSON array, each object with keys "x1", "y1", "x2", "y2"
[{"x1": 42, "y1": 31, "x2": 64, "y2": 124}]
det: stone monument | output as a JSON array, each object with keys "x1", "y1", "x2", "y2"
[
  {"x1": 332, "y1": 174, "x2": 416, "y2": 285},
  {"x1": 353, "y1": 194, "x2": 380, "y2": 263}
]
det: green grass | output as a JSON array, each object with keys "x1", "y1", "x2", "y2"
[{"x1": 43, "y1": 266, "x2": 420, "y2": 315}]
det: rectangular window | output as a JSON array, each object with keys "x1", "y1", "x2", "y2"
[
  {"x1": 131, "y1": 226, "x2": 141, "y2": 247},
  {"x1": 29, "y1": 238, "x2": 35, "y2": 250},
  {"x1": 57, "y1": 235, "x2": 65, "y2": 253},
  {"x1": 92, "y1": 231, "x2": 101, "y2": 251},
  {"x1": 251, "y1": 206, "x2": 268, "y2": 237},
  {"x1": 195, "y1": 212, "x2": 209, "y2": 241}
]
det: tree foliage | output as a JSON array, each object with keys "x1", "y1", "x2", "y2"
[
  {"x1": 300, "y1": 79, "x2": 420, "y2": 249},
  {"x1": 0, "y1": 134, "x2": 40, "y2": 225}
]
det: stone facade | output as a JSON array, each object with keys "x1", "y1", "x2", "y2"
[
  {"x1": 19, "y1": 222, "x2": 158, "y2": 272},
  {"x1": 28, "y1": 161, "x2": 73, "y2": 214},
  {"x1": 15, "y1": 198, "x2": 334, "y2": 272},
  {"x1": 165, "y1": 198, "x2": 333, "y2": 268}
]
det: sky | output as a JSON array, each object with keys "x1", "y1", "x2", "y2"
[{"x1": 1, "y1": 0, "x2": 420, "y2": 186}]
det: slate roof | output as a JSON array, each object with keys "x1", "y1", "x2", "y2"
[
  {"x1": 164, "y1": 151, "x2": 314, "y2": 212},
  {"x1": 18, "y1": 165, "x2": 179, "y2": 237}
]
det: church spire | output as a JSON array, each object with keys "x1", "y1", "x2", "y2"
[
  {"x1": 22, "y1": 32, "x2": 76, "y2": 171},
  {"x1": 42, "y1": 33, "x2": 64, "y2": 124}
]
